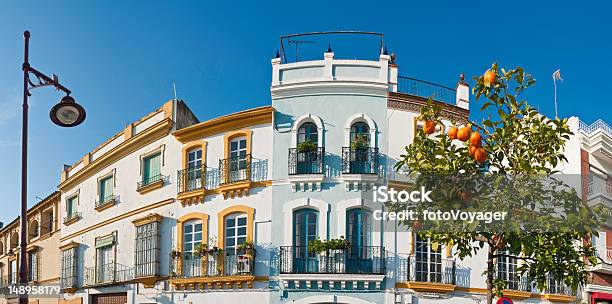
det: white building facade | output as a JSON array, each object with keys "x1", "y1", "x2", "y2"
[{"x1": 56, "y1": 33, "x2": 611, "y2": 304}]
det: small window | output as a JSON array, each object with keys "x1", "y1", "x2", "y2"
[
  {"x1": 224, "y1": 213, "x2": 248, "y2": 255},
  {"x1": 497, "y1": 249, "x2": 519, "y2": 290},
  {"x1": 99, "y1": 175, "x2": 114, "y2": 203},
  {"x1": 41, "y1": 209, "x2": 54, "y2": 235},
  {"x1": 143, "y1": 152, "x2": 162, "y2": 185},
  {"x1": 9, "y1": 259, "x2": 17, "y2": 284},
  {"x1": 61, "y1": 247, "x2": 78, "y2": 289},
  {"x1": 28, "y1": 250, "x2": 38, "y2": 282},
  {"x1": 187, "y1": 148, "x2": 203, "y2": 169},
  {"x1": 229, "y1": 137, "x2": 247, "y2": 159},
  {"x1": 297, "y1": 122, "x2": 318, "y2": 145},
  {"x1": 0, "y1": 241, "x2": 4, "y2": 256},
  {"x1": 135, "y1": 221, "x2": 160, "y2": 278},
  {"x1": 66, "y1": 196, "x2": 78, "y2": 218},
  {"x1": 28, "y1": 220, "x2": 39, "y2": 241}
]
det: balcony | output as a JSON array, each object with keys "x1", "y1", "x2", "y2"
[
  {"x1": 60, "y1": 275, "x2": 77, "y2": 292},
  {"x1": 288, "y1": 147, "x2": 325, "y2": 192},
  {"x1": 137, "y1": 174, "x2": 167, "y2": 194},
  {"x1": 218, "y1": 154, "x2": 252, "y2": 199},
  {"x1": 177, "y1": 166, "x2": 207, "y2": 206},
  {"x1": 587, "y1": 172, "x2": 612, "y2": 210},
  {"x1": 397, "y1": 76, "x2": 457, "y2": 104},
  {"x1": 536, "y1": 274, "x2": 576, "y2": 302},
  {"x1": 95, "y1": 194, "x2": 116, "y2": 212},
  {"x1": 589, "y1": 246, "x2": 612, "y2": 274},
  {"x1": 494, "y1": 274, "x2": 532, "y2": 299},
  {"x1": 579, "y1": 119, "x2": 612, "y2": 166},
  {"x1": 63, "y1": 212, "x2": 81, "y2": 226},
  {"x1": 403, "y1": 256, "x2": 456, "y2": 293},
  {"x1": 278, "y1": 246, "x2": 386, "y2": 290},
  {"x1": 169, "y1": 249, "x2": 256, "y2": 290},
  {"x1": 341, "y1": 147, "x2": 379, "y2": 191},
  {"x1": 84, "y1": 263, "x2": 134, "y2": 287}
]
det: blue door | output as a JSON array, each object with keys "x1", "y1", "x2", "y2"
[
  {"x1": 347, "y1": 208, "x2": 372, "y2": 273},
  {"x1": 293, "y1": 208, "x2": 318, "y2": 273}
]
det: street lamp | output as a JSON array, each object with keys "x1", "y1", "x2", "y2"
[{"x1": 19, "y1": 30, "x2": 86, "y2": 304}]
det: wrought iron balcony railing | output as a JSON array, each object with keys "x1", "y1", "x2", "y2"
[
  {"x1": 288, "y1": 147, "x2": 325, "y2": 175},
  {"x1": 341, "y1": 147, "x2": 379, "y2": 174},
  {"x1": 219, "y1": 154, "x2": 252, "y2": 185},
  {"x1": 170, "y1": 249, "x2": 256, "y2": 278},
  {"x1": 137, "y1": 174, "x2": 166, "y2": 190},
  {"x1": 63, "y1": 212, "x2": 81, "y2": 224},
  {"x1": 406, "y1": 255, "x2": 456, "y2": 285},
  {"x1": 177, "y1": 166, "x2": 206, "y2": 194},
  {"x1": 279, "y1": 246, "x2": 385, "y2": 275},
  {"x1": 84, "y1": 263, "x2": 134, "y2": 286},
  {"x1": 60, "y1": 275, "x2": 77, "y2": 290},
  {"x1": 397, "y1": 76, "x2": 456, "y2": 104},
  {"x1": 494, "y1": 273, "x2": 532, "y2": 292},
  {"x1": 540, "y1": 274, "x2": 576, "y2": 296},
  {"x1": 95, "y1": 194, "x2": 116, "y2": 209}
]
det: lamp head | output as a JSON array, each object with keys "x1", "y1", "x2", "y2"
[{"x1": 50, "y1": 95, "x2": 86, "y2": 127}]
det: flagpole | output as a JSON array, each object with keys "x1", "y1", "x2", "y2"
[{"x1": 554, "y1": 78, "x2": 558, "y2": 119}]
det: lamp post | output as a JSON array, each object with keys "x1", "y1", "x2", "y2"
[{"x1": 19, "y1": 30, "x2": 86, "y2": 304}]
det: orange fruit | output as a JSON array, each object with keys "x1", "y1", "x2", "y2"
[
  {"x1": 484, "y1": 70, "x2": 496, "y2": 87},
  {"x1": 457, "y1": 126, "x2": 471, "y2": 142},
  {"x1": 448, "y1": 126, "x2": 458, "y2": 140},
  {"x1": 423, "y1": 120, "x2": 436, "y2": 135},
  {"x1": 469, "y1": 145, "x2": 477, "y2": 156},
  {"x1": 474, "y1": 148, "x2": 487, "y2": 163},
  {"x1": 470, "y1": 132, "x2": 482, "y2": 147}
]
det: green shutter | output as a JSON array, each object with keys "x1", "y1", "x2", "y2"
[
  {"x1": 143, "y1": 153, "x2": 161, "y2": 183},
  {"x1": 99, "y1": 176, "x2": 113, "y2": 202}
]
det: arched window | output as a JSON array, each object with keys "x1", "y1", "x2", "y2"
[
  {"x1": 224, "y1": 212, "x2": 248, "y2": 255},
  {"x1": 10, "y1": 232, "x2": 18, "y2": 250},
  {"x1": 0, "y1": 240, "x2": 4, "y2": 255},
  {"x1": 350, "y1": 122, "x2": 370, "y2": 148},
  {"x1": 297, "y1": 122, "x2": 318, "y2": 145},
  {"x1": 29, "y1": 220, "x2": 39, "y2": 241}
]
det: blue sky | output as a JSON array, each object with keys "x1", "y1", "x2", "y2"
[{"x1": 0, "y1": 1, "x2": 610, "y2": 224}]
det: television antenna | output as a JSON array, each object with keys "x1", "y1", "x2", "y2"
[{"x1": 287, "y1": 38, "x2": 316, "y2": 62}]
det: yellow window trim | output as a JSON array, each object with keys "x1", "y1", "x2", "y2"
[
  {"x1": 132, "y1": 213, "x2": 163, "y2": 227},
  {"x1": 176, "y1": 212, "x2": 209, "y2": 252},
  {"x1": 217, "y1": 205, "x2": 254, "y2": 250},
  {"x1": 182, "y1": 140, "x2": 207, "y2": 170},
  {"x1": 223, "y1": 129, "x2": 252, "y2": 159}
]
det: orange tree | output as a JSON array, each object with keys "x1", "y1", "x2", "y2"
[{"x1": 394, "y1": 63, "x2": 602, "y2": 304}]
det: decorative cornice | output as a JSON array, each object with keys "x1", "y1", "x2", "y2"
[
  {"x1": 172, "y1": 106, "x2": 273, "y2": 143},
  {"x1": 132, "y1": 213, "x2": 163, "y2": 227},
  {"x1": 388, "y1": 92, "x2": 469, "y2": 123},
  {"x1": 58, "y1": 118, "x2": 173, "y2": 191}
]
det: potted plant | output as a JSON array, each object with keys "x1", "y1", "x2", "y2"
[
  {"x1": 297, "y1": 139, "x2": 318, "y2": 153},
  {"x1": 195, "y1": 243, "x2": 208, "y2": 256},
  {"x1": 350, "y1": 135, "x2": 369, "y2": 150}
]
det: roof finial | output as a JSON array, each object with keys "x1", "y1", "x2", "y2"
[
  {"x1": 382, "y1": 43, "x2": 388, "y2": 55},
  {"x1": 275, "y1": 49, "x2": 280, "y2": 59},
  {"x1": 459, "y1": 73, "x2": 466, "y2": 84},
  {"x1": 327, "y1": 43, "x2": 332, "y2": 53}
]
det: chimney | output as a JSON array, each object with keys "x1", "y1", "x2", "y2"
[{"x1": 456, "y1": 73, "x2": 470, "y2": 110}]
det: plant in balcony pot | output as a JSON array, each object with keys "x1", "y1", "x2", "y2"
[
  {"x1": 237, "y1": 241, "x2": 255, "y2": 258},
  {"x1": 195, "y1": 243, "x2": 208, "y2": 256},
  {"x1": 170, "y1": 249, "x2": 181, "y2": 258},
  {"x1": 350, "y1": 135, "x2": 369, "y2": 150},
  {"x1": 297, "y1": 139, "x2": 318, "y2": 153}
]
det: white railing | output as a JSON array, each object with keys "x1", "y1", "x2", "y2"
[
  {"x1": 588, "y1": 173, "x2": 612, "y2": 198},
  {"x1": 580, "y1": 119, "x2": 612, "y2": 137}
]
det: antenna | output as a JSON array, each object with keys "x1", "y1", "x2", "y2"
[
  {"x1": 173, "y1": 82, "x2": 178, "y2": 101},
  {"x1": 287, "y1": 38, "x2": 316, "y2": 62}
]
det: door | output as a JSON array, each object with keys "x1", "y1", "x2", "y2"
[
  {"x1": 186, "y1": 148, "x2": 203, "y2": 191},
  {"x1": 97, "y1": 245, "x2": 114, "y2": 283},
  {"x1": 346, "y1": 208, "x2": 372, "y2": 273},
  {"x1": 414, "y1": 234, "x2": 442, "y2": 283},
  {"x1": 293, "y1": 208, "x2": 318, "y2": 273},
  {"x1": 229, "y1": 137, "x2": 247, "y2": 182},
  {"x1": 91, "y1": 293, "x2": 127, "y2": 304}
]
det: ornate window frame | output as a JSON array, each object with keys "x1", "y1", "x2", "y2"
[{"x1": 291, "y1": 114, "x2": 324, "y2": 148}]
